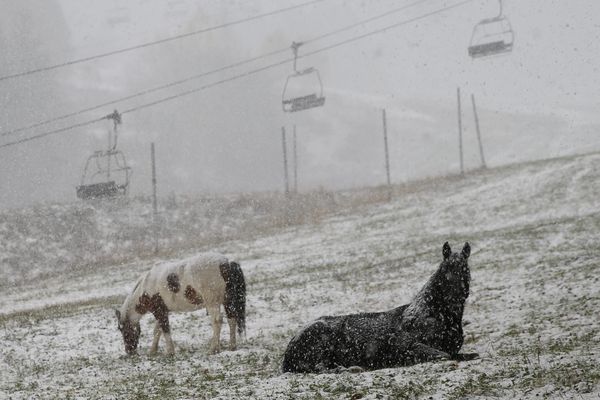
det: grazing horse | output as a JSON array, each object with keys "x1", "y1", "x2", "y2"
[
  {"x1": 115, "y1": 252, "x2": 246, "y2": 355},
  {"x1": 282, "y1": 242, "x2": 476, "y2": 372}
]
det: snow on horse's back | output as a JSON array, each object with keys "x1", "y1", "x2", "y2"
[{"x1": 115, "y1": 252, "x2": 246, "y2": 356}]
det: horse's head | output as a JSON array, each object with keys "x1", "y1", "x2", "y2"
[
  {"x1": 436, "y1": 241, "x2": 471, "y2": 302},
  {"x1": 115, "y1": 309, "x2": 140, "y2": 355}
]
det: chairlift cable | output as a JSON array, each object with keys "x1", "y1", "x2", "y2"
[
  {"x1": 300, "y1": 0, "x2": 473, "y2": 60},
  {"x1": 0, "y1": 109, "x2": 118, "y2": 149},
  {"x1": 302, "y1": 0, "x2": 432, "y2": 46},
  {"x1": 0, "y1": 0, "x2": 325, "y2": 83},
  {"x1": 0, "y1": 46, "x2": 289, "y2": 139},
  {"x1": 0, "y1": 0, "x2": 473, "y2": 150},
  {"x1": 122, "y1": 0, "x2": 473, "y2": 115},
  {"x1": 0, "y1": 118, "x2": 106, "y2": 149},
  {"x1": 0, "y1": 0, "x2": 433, "y2": 139}
]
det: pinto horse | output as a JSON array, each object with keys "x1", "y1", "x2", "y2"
[
  {"x1": 282, "y1": 242, "x2": 477, "y2": 372},
  {"x1": 115, "y1": 252, "x2": 246, "y2": 355}
]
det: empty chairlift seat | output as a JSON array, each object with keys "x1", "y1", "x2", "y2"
[
  {"x1": 282, "y1": 68, "x2": 327, "y2": 113},
  {"x1": 468, "y1": 0, "x2": 514, "y2": 59},
  {"x1": 468, "y1": 15, "x2": 514, "y2": 58},
  {"x1": 284, "y1": 93, "x2": 326, "y2": 113},
  {"x1": 281, "y1": 42, "x2": 326, "y2": 113},
  {"x1": 76, "y1": 149, "x2": 131, "y2": 200},
  {"x1": 76, "y1": 181, "x2": 120, "y2": 200}
]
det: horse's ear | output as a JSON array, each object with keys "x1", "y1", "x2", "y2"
[
  {"x1": 442, "y1": 242, "x2": 451, "y2": 260},
  {"x1": 461, "y1": 242, "x2": 471, "y2": 259}
]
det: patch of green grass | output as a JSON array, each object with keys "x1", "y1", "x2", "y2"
[
  {"x1": 516, "y1": 359, "x2": 600, "y2": 393},
  {"x1": 498, "y1": 329, "x2": 596, "y2": 359},
  {"x1": 386, "y1": 379, "x2": 429, "y2": 399},
  {"x1": 546, "y1": 331, "x2": 595, "y2": 354},
  {"x1": 447, "y1": 372, "x2": 499, "y2": 399},
  {"x1": 504, "y1": 323, "x2": 521, "y2": 337}
]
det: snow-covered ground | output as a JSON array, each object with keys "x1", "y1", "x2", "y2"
[{"x1": 1, "y1": 152, "x2": 599, "y2": 399}]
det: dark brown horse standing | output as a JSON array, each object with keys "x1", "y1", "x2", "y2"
[{"x1": 282, "y1": 242, "x2": 477, "y2": 372}]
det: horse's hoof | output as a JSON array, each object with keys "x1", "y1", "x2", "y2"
[{"x1": 462, "y1": 352, "x2": 479, "y2": 361}]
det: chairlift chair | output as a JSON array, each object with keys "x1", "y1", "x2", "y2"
[
  {"x1": 76, "y1": 149, "x2": 132, "y2": 199},
  {"x1": 76, "y1": 110, "x2": 132, "y2": 200},
  {"x1": 282, "y1": 42, "x2": 326, "y2": 113},
  {"x1": 468, "y1": 0, "x2": 514, "y2": 59}
]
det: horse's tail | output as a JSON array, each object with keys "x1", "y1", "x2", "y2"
[{"x1": 221, "y1": 261, "x2": 246, "y2": 336}]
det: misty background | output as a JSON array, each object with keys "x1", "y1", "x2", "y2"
[{"x1": 1, "y1": 0, "x2": 599, "y2": 209}]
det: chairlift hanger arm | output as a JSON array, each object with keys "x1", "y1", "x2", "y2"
[
  {"x1": 105, "y1": 109, "x2": 122, "y2": 126},
  {"x1": 105, "y1": 109, "x2": 122, "y2": 150},
  {"x1": 291, "y1": 41, "x2": 304, "y2": 73}
]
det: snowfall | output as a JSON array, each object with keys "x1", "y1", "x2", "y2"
[{"x1": 1, "y1": 152, "x2": 599, "y2": 399}]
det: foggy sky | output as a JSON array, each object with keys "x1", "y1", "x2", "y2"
[{"x1": 1, "y1": 0, "x2": 599, "y2": 209}]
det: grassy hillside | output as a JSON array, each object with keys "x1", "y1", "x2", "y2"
[
  {"x1": 1, "y1": 152, "x2": 599, "y2": 399},
  {"x1": 0, "y1": 190, "x2": 349, "y2": 287}
]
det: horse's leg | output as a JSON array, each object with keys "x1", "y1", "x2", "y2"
[
  {"x1": 207, "y1": 305, "x2": 222, "y2": 354},
  {"x1": 228, "y1": 318, "x2": 237, "y2": 351},
  {"x1": 452, "y1": 353, "x2": 479, "y2": 361},
  {"x1": 149, "y1": 321, "x2": 162, "y2": 355},
  {"x1": 163, "y1": 322, "x2": 175, "y2": 355},
  {"x1": 151, "y1": 300, "x2": 174, "y2": 355}
]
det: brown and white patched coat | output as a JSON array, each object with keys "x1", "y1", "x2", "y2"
[{"x1": 116, "y1": 252, "x2": 246, "y2": 355}]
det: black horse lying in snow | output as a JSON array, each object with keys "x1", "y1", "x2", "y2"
[{"x1": 282, "y1": 242, "x2": 477, "y2": 372}]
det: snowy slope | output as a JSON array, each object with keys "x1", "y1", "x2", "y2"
[
  {"x1": 0, "y1": 191, "x2": 339, "y2": 287},
  {"x1": 1, "y1": 152, "x2": 599, "y2": 399}
]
